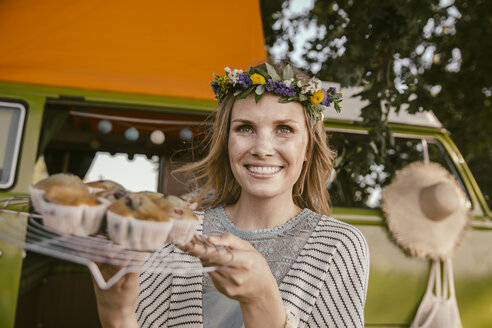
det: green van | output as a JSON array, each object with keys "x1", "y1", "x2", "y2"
[
  {"x1": 1, "y1": 81, "x2": 491, "y2": 327},
  {"x1": 1, "y1": 1, "x2": 491, "y2": 326}
]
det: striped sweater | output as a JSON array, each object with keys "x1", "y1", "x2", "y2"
[{"x1": 136, "y1": 211, "x2": 370, "y2": 327}]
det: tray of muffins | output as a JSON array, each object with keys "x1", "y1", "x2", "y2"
[{"x1": 0, "y1": 174, "x2": 230, "y2": 289}]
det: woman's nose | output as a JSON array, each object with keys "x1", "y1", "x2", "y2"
[{"x1": 250, "y1": 132, "x2": 274, "y2": 157}]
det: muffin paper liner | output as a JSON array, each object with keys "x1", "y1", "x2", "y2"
[
  {"x1": 29, "y1": 186, "x2": 45, "y2": 213},
  {"x1": 169, "y1": 219, "x2": 199, "y2": 245},
  {"x1": 29, "y1": 186, "x2": 110, "y2": 236},
  {"x1": 106, "y1": 211, "x2": 198, "y2": 251}
]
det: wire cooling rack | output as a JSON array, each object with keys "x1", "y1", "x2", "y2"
[{"x1": 0, "y1": 196, "x2": 231, "y2": 289}]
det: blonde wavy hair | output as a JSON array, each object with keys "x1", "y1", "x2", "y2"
[{"x1": 175, "y1": 63, "x2": 336, "y2": 216}]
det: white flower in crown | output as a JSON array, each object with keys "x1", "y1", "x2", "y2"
[
  {"x1": 302, "y1": 77, "x2": 322, "y2": 94},
  {"x1": 300, "y1": 86, "x2": 309, "y2": 94},
  {"x1": 283, "y1": 78, "x2": 295, "y2": 87},
  {"x1": 225, "y1": 67, "x2": 243, "y2": 86}
]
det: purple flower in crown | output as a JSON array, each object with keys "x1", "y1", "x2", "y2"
[
  {"x1": 329, "y1": 87, "x2": 337, "y2": 94},
  {"x1": 287, "y1": 85, "x2": 296, "y2": 97},
  {"x1": 266, "y1": 78, "x2": 274, "y2": 92},
  {"x1": 321, "y1": 89, "x2": 332, "y2": 106},
  {"x1": 211, "y1": 84, "x2": 218, "y2": 95},
  {"x1": 272, "y1": 81, "x2": 294, "y2": 97},
  {"x1": 238, "y1": 74, "x2": 252, "y2": 88}
]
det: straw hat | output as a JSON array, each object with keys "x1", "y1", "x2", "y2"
[{"x1": 382, "y1": 161, "x2": 472, "y2": 260}]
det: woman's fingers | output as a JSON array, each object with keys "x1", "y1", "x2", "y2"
[
  {"x1": 207, "y1": 233, "x2": 251, "y2": 250},
  {"x1": 178, "y1": 234, "x2": 234, "y2": 266}
]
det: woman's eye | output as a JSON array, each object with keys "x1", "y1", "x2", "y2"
[
  {"x1": 278, "y1": 126, "x2": 293, "y2": 134},
  {"x1": 237, "y1": 125, "x2": 253, "y2": 133}
]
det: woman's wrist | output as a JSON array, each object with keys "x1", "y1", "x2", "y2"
[
  {"x1": 240, "y1": 282, "x2": 286, "y2": 328},
  {"x1": 97, "y1": 303, "x2": 138, "y2": 328}
]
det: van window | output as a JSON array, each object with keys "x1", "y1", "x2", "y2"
[
  {"x1": 328, "y1": 131, "x2": 469, "y2": 209},
  {"x1": 84, "y1": 152, "x2": 159, "y2": 192},
  {"x1": 0, "y1": 101, "x2": 26, "y2": 189}
]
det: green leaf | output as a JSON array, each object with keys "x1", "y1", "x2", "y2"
[
  {"x1": 239, "y1": 86, "x2": 255, "y2": 99},
  {"x1": 299, "y1": 94, "x2": 307, "y2": 102},
  {"x1": 233, "y1": 89, "x2": 242, "y2": 96},
  {"x1": 255, "y1": 93, "x2": 263, "y2": 103},
  {"x1": 369, "y1": 141, "x2": 379, "y2": 155},
  {"x1": 309, "y1": 116, "x2": 316, "y2": 127},
  {"x1": 334, "y1": 101, "x2": 341, "y2": 113},
  {"x1": 265, "y1": 62, "x2": 281, "y2": 81},
  {"x1": 278, "y1": 96, "x2": 290, "y2": 103},
  {"x1": 255, "y1": 84, "x2": 265, "y2": 95},
  {"x1": 282, "y1": 64, "x2": 294, "y2": 80},
  {"x1": 254, "y1": 67, "x2": 268, "y2": 76}
]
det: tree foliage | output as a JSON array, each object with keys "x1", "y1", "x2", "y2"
[{"x1": 261, "y1": 0, "x2": 492, "y2": 208}]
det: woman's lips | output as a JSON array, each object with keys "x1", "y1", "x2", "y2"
[{"x1": 246, "y1": 165, "x2": 283, "y2": 175}]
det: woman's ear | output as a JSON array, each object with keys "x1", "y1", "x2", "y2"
[
  {"x1": 304, "y1": 147, "x2": 311, "y2": 162},
  {"x1": 304, "y1": 140, "x2": 313, "y2": 162}
]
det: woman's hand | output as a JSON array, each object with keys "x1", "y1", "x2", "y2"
[
  {"x1": 178, "y1": 233, "x2": 286, "y2": 328},
  {"x1": 92, "y1": 263, "x2": 139, "y2": 328}
]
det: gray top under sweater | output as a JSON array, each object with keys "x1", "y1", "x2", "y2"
[{"x1": 202, "y1": 206, "x2": 321, "y2": 328}]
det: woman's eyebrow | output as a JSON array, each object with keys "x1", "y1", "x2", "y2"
[
  {"x1": 230, "y1": 118, "x2": 301, "y2": 125},
  {"x1": 273, "y1": 119, "x2": 301, "y2": 125},
  {"x1": 230, "y1": 119, "x2": 254, "y2": 124}
]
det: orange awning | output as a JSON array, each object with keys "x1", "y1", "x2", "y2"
[{"x1": 0, "y1": 0, "x2": 266, "y2": 100}]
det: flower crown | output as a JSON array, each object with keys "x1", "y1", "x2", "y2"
[{"x1": 210, "y1": 63, "x2": 342, "y2": 126}]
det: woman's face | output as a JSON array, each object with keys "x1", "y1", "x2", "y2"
[{"x1": 228, "y1": 93, "x2": 309, "y2": 201}]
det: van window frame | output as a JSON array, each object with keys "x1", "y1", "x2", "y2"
[
  {"x1": 326, "y1": 127, "x2": 471, "y2": 209},
  {"x1": 0, "y1": 99, "x2": 27, "y2": 190}
]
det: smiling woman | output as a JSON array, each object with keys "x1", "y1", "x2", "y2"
[
  {"x1": 227, "y1": 94, "x2": 309, "y2": 224},
  {"x1": 93, "y1": 62, "x2": 369, "y2": 328}
]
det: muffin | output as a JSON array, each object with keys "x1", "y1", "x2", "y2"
[
  {"x1": 110, "y1": 193, "x2": 170, "y2": 222},
  {"x1": 136, "y1": 191, "x2": 165, "y2": 201},
  {"x1": 106, "y1": 193, "x2": 172, "y2": 250},
  {"x1": 44, "y1": 185, "x2": 99, "y2": 206},
  {"x1": 30, "y1": 173, "x2": 88, "y2": 211},
  {"x1": 95, "y1": 188, "x2": 128, "y2": 203},
  {"x1": 86, "y1": 180, "x2": 124, "y2": 193},
  {"x1": 152, "y1": 195, "x2": 199, "y2": 244},
  {"x1": 153, "y1": 195, "x2": 197, "y2": 221},
  {"x1": 34, "y1": 173, "x2": 87, "y2": 191},
  {"x1": 29, "y1": 174, "x2": 110, "y2": 236},
  {"x1": 106, "y1": 193, "x2": 198, "y2": 250}
]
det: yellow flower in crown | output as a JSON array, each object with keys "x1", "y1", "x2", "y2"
[
  {"x1": 310, "y1": 89, "x2": 325, "y2": 104},
  {"x1": 218, "y1": 75, "x2": 230, "y2": 92},
  {"x1": 250, "y1": 73, "x2": 266, "y2": 85}
]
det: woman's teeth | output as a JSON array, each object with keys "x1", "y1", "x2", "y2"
[{"x1": 247, "y1": 166, "x2": 281, "y2": 174}]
